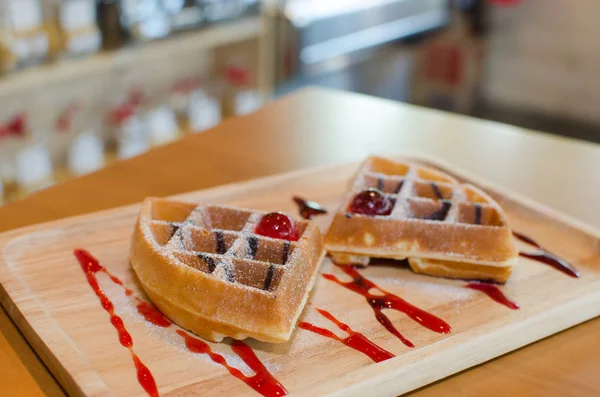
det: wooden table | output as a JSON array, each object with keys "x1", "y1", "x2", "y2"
[{"x1": 1, "y1": 88, "x2": 600, "y2": 396}]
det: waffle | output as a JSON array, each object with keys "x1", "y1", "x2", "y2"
[
  {"x1": 130, "y1": 198, "x2": 325, "y2": 343},
  {"x1": 325, "y1": 157, "x2": 518, "y2": 283}
]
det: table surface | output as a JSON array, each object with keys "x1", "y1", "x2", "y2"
[{"x1": 1, "y1": 87, "x2": 600, "y2": 397}]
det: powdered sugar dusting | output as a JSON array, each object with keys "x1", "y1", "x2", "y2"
[
  {"x1": 107, "y1": 275, "x2": 282, "y2": 376},
  {"x1": 373, "y1": 277, "x2": 475, "y2": 304},
  {"x1": 133, "y1": 197, "x2": 323, "y2": 344},
  {"x1": 329, "y1": 157, "x2": 518, "y2": 273}
]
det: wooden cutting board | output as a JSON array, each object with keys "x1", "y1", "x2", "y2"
[{"x1": 1, "y1": 155, "x2": 599, "y2": 397}]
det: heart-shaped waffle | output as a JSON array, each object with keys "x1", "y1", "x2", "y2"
[
  {"x1": 325, "y1": 157, "x2": 518, "y2": 283},
  {"x1": 131, "y1": 198, "x2": 325, "y2": 343}
]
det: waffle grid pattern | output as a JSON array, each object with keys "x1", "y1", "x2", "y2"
[
  {"x1": 147, "y1": 202, "x2": 308, "y2": 293},
  {"x1": 346, "y1": 159, "x2": 507, "y2": 227}
]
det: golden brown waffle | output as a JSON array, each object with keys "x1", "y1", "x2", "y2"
[
  {"x1": 325, "y1": 157, "x2": 518, "y2": 283},
  {"x1": 131, "y1": 198, "x2": 325, "y2": 343}
]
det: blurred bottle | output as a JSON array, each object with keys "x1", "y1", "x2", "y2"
[
  {"x1": 68, "y1": 130, "x2": 105, "y2": 176},
  {"x1": 54, "y1": 0, "x2": 102, "y2": 58},
  {"x1": 0, "y1": 156, "x2": 17, "y2": 201},
  {"x1": 0, "y1": 112, "x2": 27, "y2": 201},
  {"x1": 188, "y1": 87, "x2": 221, "y2": 132},
  {"x1": 97, "y1": 0, "x2": 127, "y2": 50},
  {"x1": 145, "y1": 104, "x2": 180, "y2": 146},
  {"x1": 200, "y1": 0, "x2": 251, "y2": 23},
  {"x1": 0, "y1": 0, "x2": 50, "y2": 71},
  {"x1": 457, "y1": 0, "x2": 487, "y2": 37},
  {"x1": 169, "y1": 77, "x2": 221, "y2": 133},
  {"x1": 116, "y1": 113, "x2": 150, "y2": 159},
  {"x1": 14, "y1": 144, "x2": 54, "y2": 195},
  {"x1": 109, "y1": 89, "x2": 151, "y2": 159},
  {"x1": 222, "y1": 64, "x2": 261, "y2": 117},
  {"x1": 0, "y1": 112, "x2": 26, "y2": 140},
  {"x1": 169, "y1": 76, "x2": 200, "y2": 118},
  {"x1": 409, "y1": 0, "x2": 486, "y2": 113},
  {"x1": 119, "y1": 0, "x2": 171, "y2": 41},
  {"x1": 49, "y1": 99, "x2": 82, "y2": 177},
  {"x1": 163, "y1": 0, "x2": 204, "y2": 32},
  {"x1": 13, "y1": 107, "x2": 56, "y2": 196}
]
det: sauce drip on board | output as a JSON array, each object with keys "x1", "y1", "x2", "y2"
[
  {"x1": 513, "y1": 232, "x2": 580, "y2": 278},
  {"x1": 135, "y1": 299, "x2": 172, "y2": 327},
  {"x1": 74, "y1": 249, "x2": 286, "y2": 397},
  {"x1": 299, "y1": 308, "x2": 394, "y2": 363},
  {"x1": 74, "y1": 249, "x2": 159, "y2": 397},
  {"x1": 292, "y1": 196, "x2": 328, "y2": 219},
  {"x1": 465, "y1": 282, "x2": 519, "y2": 310},
  {"x1": 323, "y1": 264, "x2": 451, "y2": 348},
  {"x1": 177, "y1": 331, "x2": 287, "y2": 397}
]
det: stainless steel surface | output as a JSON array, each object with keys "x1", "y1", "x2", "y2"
[{"x1": 275, "y1": 0, "x2": 449, "y2": 82}]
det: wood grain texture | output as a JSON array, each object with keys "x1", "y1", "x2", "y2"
[
  {"x1": 0, "y1": 157, "x2": 599, "y2": 397},
  {"x1": 1, "y1": 88, "x2": 600, "y2": 396}
]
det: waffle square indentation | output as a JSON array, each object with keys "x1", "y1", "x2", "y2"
[{"x1": 148, "y1": 202, "x2": 311, "y2": 292}]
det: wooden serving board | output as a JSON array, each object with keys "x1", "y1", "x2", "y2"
[{"x1": 1, "y1": 155, "x2": 600, "y2": 397}]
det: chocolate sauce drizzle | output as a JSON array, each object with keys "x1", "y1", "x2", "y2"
[
  {"x1": 292, "y1": 196, "x2": 328, "y2": 220},
  {"x1": 177, "y1": 228, "x2": 185, "y2": 248},
  {"x1": 423, "y1": 201, "x2": 452, "y2": 221},
  {"x1": 168, "y1": 223, "x2": 179, "y2": 240},
  {"x1": 513, "y1": 231, "x2": 580, "y2": 278},
  {"x1": 264, "y1": 265, "x2": 275, "y2": 291},
  {"x1": 215, "y1": 231, "x2": 227, "y2": 254},
  {"x1": 474, "y1": 203, "x2": 482, "y2": 225},
  {"x1": 395, "y1": 180, "x2": 404, "y2": 193},
  {"x1": 282, "y1": 242, "x2": 290, "y2": 265},
  {"x1": 198, "y1": 253, "x2": 217, "y2": 273},
  {"x1": 223, "y1": 263, "x2": 235, "y2": 282},
  {"x1": 248, "y1": 236, "x2": 258, "y2": 259},
  {"x1": 431, "y1": 182, "x2": 444, "y2": 199}
]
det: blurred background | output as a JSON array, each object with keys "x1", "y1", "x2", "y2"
[{"x1": 0, "y1": 0, "x2": 596, "y2": 205}]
